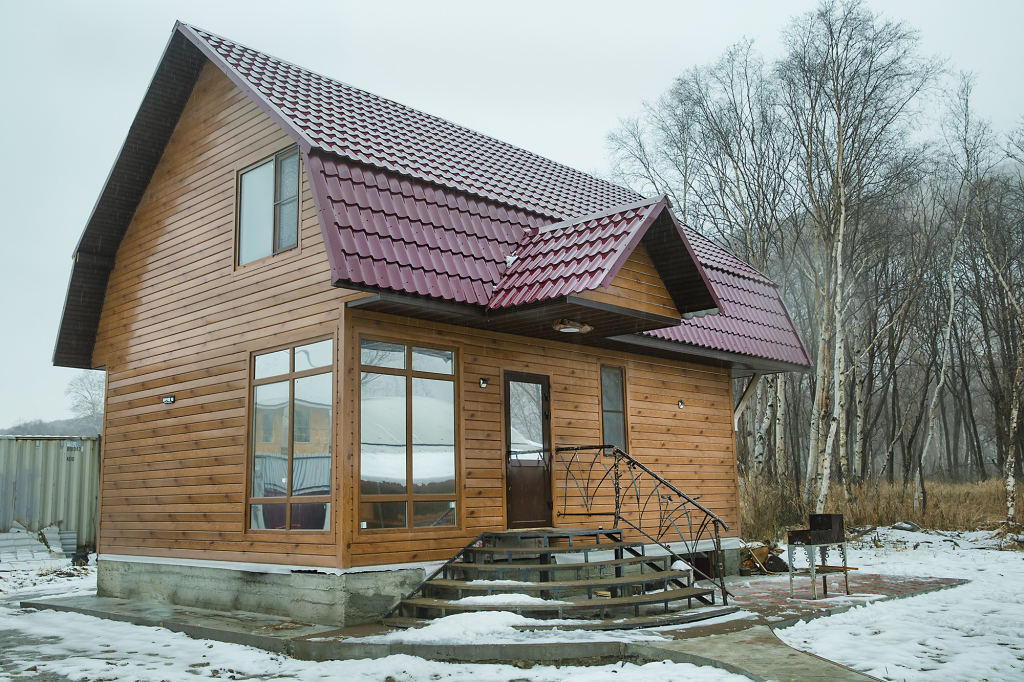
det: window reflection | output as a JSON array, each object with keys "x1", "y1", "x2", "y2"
[
  {"x1": 360, "y1": 339, "x2": 405, "y2": 369},
  {"x1": 360, "y1": 372, "x2": 407, "y2": 494},
  {"x1": 252, "y1": 381, "x2": 289, "y2": 497},
  {"x1": 508, "y1": 381, "x2": 544, "y2": 460},
  {"x1": 360, "y1": 501, "x2": 407, "y2": 529},
  {"x1": 292, "y1": 372, "x2": 332, "y2": 497},
  {"x1": 295, "y1": 339, "x2": 332, "y2": 372},
  {"x1": 412, "y1": 378, "x2": 456, "y2": 494},
  {"x1": 412, "y1": 346, "x2": 454, "y2": 374}
]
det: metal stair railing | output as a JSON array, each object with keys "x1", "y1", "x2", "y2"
[{"x1": 554, "y1": 444, "x2": 731, "y2": 605}]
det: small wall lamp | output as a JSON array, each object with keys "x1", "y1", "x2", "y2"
[
  {"x1": 479, "y1": 378, "x2": 489, "y2": 389},
  {"x1": 678, "y1": 399, "x2": 685, "y2": 409}
]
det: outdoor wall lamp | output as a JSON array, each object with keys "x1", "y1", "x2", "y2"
[
  {"x1": 479, "y1": 377, "x2": 489, "y2": 388},
  {"x1": 678, "y1": 399, "x2": 685, "y2": 409},
  {"x1": 552, "y1": 318, "x2": 593, "y2": 333}
]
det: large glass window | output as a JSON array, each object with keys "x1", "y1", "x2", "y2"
[
  {"x1": 238, "y1": 147, "x2": 300, "y2": 265},
  {"x1": 249, "y1": 338, "x2": 333, "y2": 531},
  {"x1": 601, "y1": 365, "x2": 627, "y2": 452},
  {"x1": 359, "y1": 339, "x2": 457, "y2": 530}
]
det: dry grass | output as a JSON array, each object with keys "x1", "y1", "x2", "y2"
[{"x1": 740, "y1": 475, "x2": 1012, "y2": 543}]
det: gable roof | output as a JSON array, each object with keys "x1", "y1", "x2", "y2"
[
  {"x1": 487, "y1": 196, "x2": 716, "y2": 316},
  {"x1": 53, "y1": 22, "x2": 811, "y2": 374}
]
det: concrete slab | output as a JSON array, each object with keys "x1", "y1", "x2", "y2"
[
  {"x1": 640, "y1": 625, "x2": 881, "y2": 681},
  {"x1": 21, "y1": 595, "x2": 759, "y2": 672}
]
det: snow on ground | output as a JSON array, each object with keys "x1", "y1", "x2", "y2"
[
  {"x1": 0, "y1": 563, "x2": 96, "y2": 601},
  {"x1": 776, "y1": 527, "x2": 1024, "y2": 682},
  {"x1": 0, "y1": 567, "x2": 747, "y2": 682},
  {"x1": 352, "y1": 611, "x2": 664, "y2": 644}
]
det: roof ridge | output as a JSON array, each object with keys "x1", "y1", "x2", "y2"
[{"x1": 532, "y1": 196, "x2": 663, "y2": 235}]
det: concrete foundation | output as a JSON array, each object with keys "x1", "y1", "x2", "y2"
[{"x1": 97, "y1": 558, "x2": 425, "y2": 627}]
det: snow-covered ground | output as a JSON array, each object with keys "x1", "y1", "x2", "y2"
[
  {"x1": 776, "y1": 527, "x2": 1024, "y2": 681},
  {"x1": 1, "y1": 529, "x2": 1020, "y2": 681},
  {"x1": 0, "y1": 567, "x2": 746, "y2": 681}
]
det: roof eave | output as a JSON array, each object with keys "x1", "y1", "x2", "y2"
[{"x1": 608, "y1": 333, "x2": 813, "y2": 375}]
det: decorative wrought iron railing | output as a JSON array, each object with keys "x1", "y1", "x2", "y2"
[{"x1": 554, "y1": 444, "x2": 731, "y2": 603}]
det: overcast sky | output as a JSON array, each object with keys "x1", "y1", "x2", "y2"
[{"x1": 1, "y1": 0, "x2": 1022, "y2": 427}]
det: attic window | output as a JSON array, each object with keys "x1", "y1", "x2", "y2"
[{"x1": 237, "y1": 147, "x2": 300, "y2": 265}]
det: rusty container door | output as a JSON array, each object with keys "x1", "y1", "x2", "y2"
[{"x1": 504, "y1": 372, "x2": 552, "y2": 529}]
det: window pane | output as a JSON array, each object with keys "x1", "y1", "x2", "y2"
[
  {"x1": 360, "y1": 339, "x2": 405, "y2": 369},
  {"x1": 360, "y1": 372, "x2": 407, "y2": 494},
  {"x1": 295, "y1": 339, "x2": 333, "y2": 372},
  {"x1": 412, "y1": 346, "x2": 454, "y2": 374},
  {"x1": 255, "y1": 349, "x2": 290, "y2": 380},
  {"x1": 360, "y1": 501, "x2": 407, "y2": 529},
  {"x1": 413, "y1": 500, "x2": 456, "y2": 528},
  {"x1": 251, "y1": 504, "x2": 286, "y2": 530},
  {"x1": 290, "y1": 503, "x2": 329, "y2": 530},
  {"x1": 293, "y1": 372, "x2": 332, "y2": 497},
  {"x1": 294, "y1": 408, "x2": 311, "y2": 443},
  {"x1": 601, "y1": 367, "x2": 624, "y2": 411},
  {"x1": 238, "y1": 161, "x2": 274, "y2": 265},
  {"x1": 252, "y1": 381, "x2": 289, "y2": 498},
  {"x1": 412, "y1": 378, "x2": 455, "y2": 494},
  {"x1": 260, "y1": 412, "x2": 274, "y2": 443},
  {"x1": 602, "y1": 411, "x2": 626, "y2": 451},
  {"x1": 277, "y1": 150, "x2": 299, "y2": 201},
  {"x1": 508, "y1": 381, "x2": 544, "y2": 460},
  {"x1": 275, "y1": 198, "x2": 298, "y2": 252}
]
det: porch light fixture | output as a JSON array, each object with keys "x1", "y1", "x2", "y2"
[
  {"x1": 552, "y1": 318, "x2": 593, "y2": 334},
  {"x1": 678, "y1": 400, "x2": 685, "y2": 409},
  {"x1": 479, "y1": 377, "x2": 489, "y2": 389}
]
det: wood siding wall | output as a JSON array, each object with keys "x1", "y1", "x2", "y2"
[
  {"x1": 576, "y1": 244, "x2": 680, "y2": 319},
  {"x1": 92, "y1": 63, "x2": 346, "y2": 567},
  {"x1": 91, "y1": 62, "x2": 739, "y2": 570},
  {"x1": 344, "y1": 311, "x2": 738, "y2": 567}
]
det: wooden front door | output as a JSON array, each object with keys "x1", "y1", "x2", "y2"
[{"x1": 504, "y1": 371, "x2": 553, "y2": 529}]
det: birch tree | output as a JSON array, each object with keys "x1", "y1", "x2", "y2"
[{"x1": 776, "y1": 0, "x2": 940, "y2": 511}]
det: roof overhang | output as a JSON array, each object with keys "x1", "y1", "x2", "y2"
[
  {"x1": 344, "y1": 287, "x2": 682, "y2": 344},
  {"x1": 606, "y1": 333, "x2": 813, "y2": 376}
]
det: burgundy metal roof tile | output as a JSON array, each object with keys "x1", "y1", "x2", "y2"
[{"x1": 188, "y1": 26, "x2": 809, "y2": 366}]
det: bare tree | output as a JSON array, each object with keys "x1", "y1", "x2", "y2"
[
  {"x1": 65, "y1": 370, "x2": 105, "y2": 435},
  {"x1": 776, "y1": 0, "x2": 941, "y2": 511}
]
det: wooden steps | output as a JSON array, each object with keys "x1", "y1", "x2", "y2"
[
  {"x1": 388, "y1": 527, "x2": 728, "y2": 629},
  {"x1": 426, "y1": 570, "x2": 693, "y2": 600},
  {"x1": 402, "y1": 586, "x2": 716, "y2": 617}
]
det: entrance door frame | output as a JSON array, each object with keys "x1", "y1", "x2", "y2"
[{"x1": 503, "y1": 370, "x2": 553, "y2": 529}]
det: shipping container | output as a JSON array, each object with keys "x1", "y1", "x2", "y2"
[{"x1": 0, "y1": 436, "x2": 100, "y2": 549}]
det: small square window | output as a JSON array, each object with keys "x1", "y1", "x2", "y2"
[
  {"x1": 294, "y1": 408, "x2": 311, "y2": 443},
  {"x1": 260, "y1": 412, "x2": 274, "y2": 443},
  {"x1": 238, "y1": 147, "x2": 300, "y2": 266}
]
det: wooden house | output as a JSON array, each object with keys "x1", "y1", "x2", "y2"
[{"x1": 53, "y1": 24, "x2": 810, "y2": 625}]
